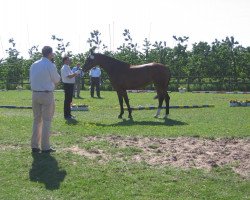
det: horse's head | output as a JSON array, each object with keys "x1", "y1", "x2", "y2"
[{"x1": 82, "y1": 49, "x2": 99, "y2": 72}]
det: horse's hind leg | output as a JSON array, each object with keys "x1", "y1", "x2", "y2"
[
  {"x1": 124, "y1": 91, "x2": 132, "y2": 119},
  {"x1": 155, "y1": 91, "x2": 164, "y2": 118},
  {"x1": 164, "y1": 92, "x2": 170, "y2": 118},
  {"x1": 117, "y1": 91, "x2": 124, "y2": 119}
]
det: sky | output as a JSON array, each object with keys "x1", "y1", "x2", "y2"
[{"x1": 0, "y1": 0, "x2": 250, "y2": 58}]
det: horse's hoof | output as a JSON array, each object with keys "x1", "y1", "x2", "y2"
[
  {"x1": 154, "y1": 115, "x2": 159, "y2": 118},
  {"x1": 118, "y1": 115, "x2": 122, "y2": 119},
  {"x1": 128, "y1": 115, "x2": 133, "y2": 119},
  {"x1": 163, "y1": 115, "x2": 169, "y2": 119}
]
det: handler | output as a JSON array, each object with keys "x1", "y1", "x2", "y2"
[{"x1": 61, "y1": 56, "x2": 80, "y2": 119}]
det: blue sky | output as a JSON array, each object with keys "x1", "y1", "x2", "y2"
[{"x1": 0, "y1": 0, "x2": 250, "y2": 58}]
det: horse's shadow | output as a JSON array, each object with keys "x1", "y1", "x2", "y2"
[
  {"x1": 91, "y1": 118, "x2": 187, "y2": 127},
  {"x1": 29, "y1": 153, "x2": 67, "y2": 190}
]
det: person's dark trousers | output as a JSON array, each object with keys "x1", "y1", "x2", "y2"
[
  {"x1": 63, "y1": 83, "x2": 74, "y2": 118},
  {"x1": 90, "y1": 77, "x2": 100, "y2": 97},
  {"x1": 81, "y1": 79, "x2": 85, "y2": 90}
]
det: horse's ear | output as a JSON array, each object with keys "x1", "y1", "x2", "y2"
[
  {"x1": 90, "y1": 48, "x2": 94, "y2": 55},
  {"x1": 89, "y1": 47, "x2": 96, "y2": 59},
  {"x1": 90, "y1": 46, "x2": 97, "y2": 54}
]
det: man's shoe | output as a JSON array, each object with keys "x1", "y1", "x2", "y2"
[
  {"x1": 41, "y1": 148, "x2": 56, "y2": 153},
  {"x1": 65, "y1": 116, "x2": 72, "y2": 120},
  {"x1": 70, "y1": 115, "x2": 76, "y2": 119},
  {"x1": 32, "y1": 148, "x2": 40, "y2": 153}
]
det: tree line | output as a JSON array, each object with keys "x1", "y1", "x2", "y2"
[{"x1": 0, "y1": 29, "x2": 249, "y2": 91}]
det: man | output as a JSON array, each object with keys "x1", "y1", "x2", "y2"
[
  {"x1": 72, "y1": 63, "x2": 84, "y2": 98},
  {"x1": 61, "y1": 56, "x2": 80, "y2": 119},
  {"x1": 89, "y1": 66, "x2": 101, "y2": 98},
  {"x1": 29, "y1": 46, "x2": 60, "y2": 153}
]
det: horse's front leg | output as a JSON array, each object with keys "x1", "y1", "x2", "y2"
[
  {"x1": 117, "y1": 92, "x2": 124, "y2": 119},
  {"x1": 124, "y1": 91, "x2": 132, "y2": 119}
]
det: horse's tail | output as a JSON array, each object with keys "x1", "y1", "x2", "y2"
[{"x1": 154, "y1": 66, "x2": 171, "y2": 99}]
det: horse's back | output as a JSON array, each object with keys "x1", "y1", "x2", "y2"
[
  {"x1": 131, "y1": 63, "x2": 170, "y2": 79},
  {"x1": 111, "y1": 62, "x2": 171, "y2": 90}
]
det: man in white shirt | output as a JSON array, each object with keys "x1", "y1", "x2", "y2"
[
  {"x1": 61, "y1": 56, "x2": 80, "y2": 119},
  {"x1": 72, "y1": 63, "x2": 84, "y2": 98},
  {"x1": 29, "y1": 46, "x2": 60, "y2": 153},
  {"x1": 89, "y1": 66, "x2": 101, "y2": 98}
]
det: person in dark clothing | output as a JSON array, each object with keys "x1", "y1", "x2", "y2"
[{"x1": 60, "y1": 56, "x2": 80, "y2": 119}]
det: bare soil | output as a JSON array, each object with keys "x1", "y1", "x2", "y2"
[{"x1": 65, "y1": 136, "x2": 250, "y2": 178}]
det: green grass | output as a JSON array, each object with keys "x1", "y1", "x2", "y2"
[{"x1": 0, "y1": 90, "x2": 249, "y2": 199}]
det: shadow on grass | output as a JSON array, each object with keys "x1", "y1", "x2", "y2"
[
  {"x1": 89, "y1": 118, "x2": 187, "y2": 127},
  {"x1": 91, "y1": 96, "x2": 105, "y2": 99},
  {"x1": 65, "y1": 118, "x2": 79, "y2": 125},
  {"x1": 29, "y1": 153, "x2": 67, "y2": 190},
  {"x1": 115, "y1": 118, "x2": 188, "y2": 126}
]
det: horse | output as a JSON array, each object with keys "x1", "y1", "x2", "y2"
[{"x1": 83, "y1": 51, "x2": 171, "y2": 119}]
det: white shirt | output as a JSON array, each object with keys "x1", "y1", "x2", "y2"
[
  {"x1": 61, "y1": 64, "x2": 75, "y2": 84},
  {"x1": 30, "y1": 57, "x2": 60, "y2": 91},
  {"x1": 89, "y1": 67, "x2": 101, "y2": 77}
]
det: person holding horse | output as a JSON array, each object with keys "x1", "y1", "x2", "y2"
[
  {"x1": 61, "y1": 56, "x2": 81, "y2": 120},
  {"x1": 89, "y1": 66, "x2": 102, "y2": 98}
]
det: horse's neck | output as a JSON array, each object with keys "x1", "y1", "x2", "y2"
[{"x1": 98, "y1": 55, "x2": 129, "y2": 73}]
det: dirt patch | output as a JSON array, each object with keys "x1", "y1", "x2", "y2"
[
  {"x1": 64, "y1": 146, "x2": 110, "y2": 163},
  {"x1": 65, "y1": 136, "x2": 250, "y2": 178},
  {"x1": 0, "y1": 144, "x2": 21, "y2": 151}
]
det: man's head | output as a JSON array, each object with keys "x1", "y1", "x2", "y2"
[
  {"x1": 62, "y1": 55, "x2": 70, "y2": 65},
  {"x1": 77, "y1": 63, "x2": 81, "y2": 68},
  {"x1": 42, "y1": 46, "x2": 54, "y2": 61}
]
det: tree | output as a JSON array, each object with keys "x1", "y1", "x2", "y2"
[
  {"x1": 2, "y1": 38, "x2": 24, "y2": 89},
  {"x1": 172, "y1": 36, "x2": 189, "y2": 85},
  {"x1": 189, "y1": 42, "x2": 211, "y2": 79},
  {"x1": 222, "y1": 36, "x2": 239, "y2": 83},
  {"x1": 51, "y1": 35, "x2": 72, "y2": 68},
  {"x1": 87, "y1": 30, "x2": 108, "y2": 52},
  {"x1": 116, "y1": 29, "x2": 141, "y2": 64},
  {"x1": 142, "y1": 38, "x2": 151, "y2": 62},
  {"x1": 0, "y1": 33, "x2": 249, "y2": 91}
]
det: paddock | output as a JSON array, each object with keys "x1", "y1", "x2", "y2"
[{"x1": 0, "y1": 90, "x2": 249, "y2": 199}]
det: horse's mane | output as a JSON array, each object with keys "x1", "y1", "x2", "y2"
[{"x1": 95, "y1": 53, "x2": 130, "y2": 68}]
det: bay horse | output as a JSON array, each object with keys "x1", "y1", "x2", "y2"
[{"x1": 83, "y1": 51, "x2": 171, "y2": 119}]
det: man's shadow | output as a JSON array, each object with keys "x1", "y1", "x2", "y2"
[{"x1": 29, "y1": 153, "x2": 67, "y2": 190}]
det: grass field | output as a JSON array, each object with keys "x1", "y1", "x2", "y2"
[{"x1": 0, "y1": 90, "x2": 249, "y2": 199}]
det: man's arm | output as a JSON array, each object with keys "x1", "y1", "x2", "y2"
[
  {"x1": 50, "y1": 64, "x2": 61, "y2": 84},
  {"x1": 67, "y1": 70, "x2": 80, "y2": 78}
]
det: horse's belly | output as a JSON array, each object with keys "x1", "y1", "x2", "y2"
[{"x1": 124, "y1": 76, "x2": 152, "y2": 89}]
